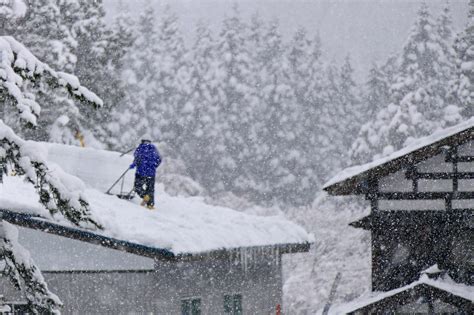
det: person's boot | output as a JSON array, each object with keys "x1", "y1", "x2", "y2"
[
  {"x1": 141, "y1": 195, "x2": 150, "y2": 207},
  {"x1": 146, "y1": 204, "x2": 155, "y2": 210}
]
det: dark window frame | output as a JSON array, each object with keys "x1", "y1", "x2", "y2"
[
  {"x1": 224, "y1": 293, "x2": 242, "y2": 315},
  {"x1": 181, "y1": 296, "x2": 202, "y2": 315}
]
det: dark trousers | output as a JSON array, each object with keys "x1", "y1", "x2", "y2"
[{"x1": 134, "y1": 174, "x2": 155, "y2": 206}]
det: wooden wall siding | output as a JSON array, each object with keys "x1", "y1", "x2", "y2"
[
  {"x1": 452, "y1": 199, "x2": 474, "y2": 209},
  {"x1": 371, "y1": 145, "x2": 474, "y2": 211},
  {"x1": 378, "y1": 200, "x2": 446, "y2": 211},
  {"x1": 378, "y1": 170, "x2": 413, "y2": 192},
  {"x1": 417, "y1": 179, "x2": 453, "y2": 192},
  {"x1": 457, "y1": 140, "x2": 474, "y2": 156},
  {"x1": 367, "y1": 210, "x2": 472, "y2": 291},
  {"x1": 457, "y1": 162, "x2": 474, "y2": 172},
  {"x1": 457, "y1": 179, "x2": 474, "y2": 191},
  {"x1": 416, "y1": 154, "x2": 453, "y2": 173}
]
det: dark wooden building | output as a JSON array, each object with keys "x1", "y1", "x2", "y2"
[{"x1": 324, "y1": 121, "x2": 474, "y2": 313}]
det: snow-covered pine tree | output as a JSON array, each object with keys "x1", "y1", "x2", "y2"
[
  {"x1": 108, "y1": 6, "x2": 158, "y2": 151},
  {"x1": 71, "y1": 0, "x2": 115, "y2": 147},
  {"x1": 100, "y1": 3, "x2": 135, "y2": 149},
  {"x1": 179, "y1": 21, "x2": 220, "y2": 187},
  {"x1": 286, "y1": 28, "x2": 326, "y2": 203},
  {"x1": 365, "y1": 62, "x2": 391, "y2": 120},
  {"x1": 0, "y1": 36, "x2": 102, "y2": 312},
  {"x1": 452, "y1": 0, "x2": 474, "y2": 114},
  {"x1": 351, "y1": 3, "x2": 461, "y2": 161},
  {"x1": 149, "y1": 5, "x2": 190, "y2": 151},
  {"x1": 350, "y1": 61, "x2": 391, "y2": 164},
  {"x1": 315, "y1": 61, "x2": 357, "y2": 175},
  {"x1": 0, "y1": 0, "x2": 84, "y2": 145},
  {"x1": 210, "y1": 5, "x2": 255, "y2": 193},
  {"x1": 0, "y1": 220, "x2": 62, "y2": 313},
  {"x1": 338, "y1": 56, "x2": 365, "y2": 152},
  {"x1": 256, "y1": 19, "x2": 301, "y2": 205}
]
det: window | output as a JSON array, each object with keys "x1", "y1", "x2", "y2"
[
  {"x1": 181, "y1": 297, "x2": 201, "y2": 315},
  {"x1": 224, "y1": 294, "x2": 242, "y2": 315}
]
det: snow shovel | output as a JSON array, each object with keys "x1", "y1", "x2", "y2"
[{"x1": 106, "y1": 168, "x2": 135, "y2": 200}]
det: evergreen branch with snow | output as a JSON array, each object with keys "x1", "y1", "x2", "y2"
[
  {"x1": 0, "y1": 221, "x2": 62, "y2": 314},
  {"x1": 0, "y1": 120, "x2": 101, "y2": 229},
  {"x1": 0, "y1": 36, "x2": 102, "y2": 128}
]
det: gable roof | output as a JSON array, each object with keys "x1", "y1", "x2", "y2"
[
  {"x1": 331, "y1": 275, "x2": 474, "y2": 314},
  {"x1": 323, "y1": 118, "x2": 474, "y2": 195},
  {"x1": 0, "y1": 143, "x2": 313, "y2": 257}
]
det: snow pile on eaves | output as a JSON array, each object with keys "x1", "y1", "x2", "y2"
[
  {"x1": 324, "y1": 116, "x2": 474, "y2": 189},
  {"x1": 330, "y1": 274, "x2": 473, "y2": 314},
  {"x1": 0, "y1": 36, "x2": 102, "y2": 125},
  {"x1": 0, "y1": 143, "x2": 313, "y2": 255}
]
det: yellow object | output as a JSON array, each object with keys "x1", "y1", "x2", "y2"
[
  {"x1": 146, "y1": 205, "x2": 155, "y2": 210},
  {"x1": 141, "y1": 195, "x2": 151, "y2": 207},
  {"x1": 74, "y1": 130, "x2": 85, "y2": 147}
]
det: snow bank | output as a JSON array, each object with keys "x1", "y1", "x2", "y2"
[
  {"x1": 0, "y1": 143, "x2": 313, "y2": 255},
  {"x1": 324, "y1": 117, "x2": 474, "y2": 189}
]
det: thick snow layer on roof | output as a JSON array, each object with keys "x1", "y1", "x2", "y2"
[
  {"x1": 324, "y1": 117, "x2": 474, "y2": 189},
  {"x1": 330, "y1": 274, "x2": 474, "y2": 314},
  {"x1": 0, "y1": 143, "x2": 313, "y2": 255}
]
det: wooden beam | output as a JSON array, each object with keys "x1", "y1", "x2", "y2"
[{"x1": 375, "y1": 192, "x2": 474, "y2": 200}]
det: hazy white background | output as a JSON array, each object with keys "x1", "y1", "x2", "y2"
[{"x1": 104, "y1": 0, "x2": 468, "y2": 80}]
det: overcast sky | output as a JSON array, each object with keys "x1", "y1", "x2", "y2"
[{"x1": 103, "y1": 0, "x2": 469, "y2": 81}]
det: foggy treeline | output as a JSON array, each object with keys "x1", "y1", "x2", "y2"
[{"x1": 1, "y1": 0, "x2": 472, "y2": 208}]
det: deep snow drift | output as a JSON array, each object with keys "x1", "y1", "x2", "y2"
[{"x1": 0, "y1": 143, "x2": 313, "y2": 254}]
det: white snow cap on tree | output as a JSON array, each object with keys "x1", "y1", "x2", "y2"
[
  {"x1": 0, "y1": 35, "x2": 103, "y2": 313},
  {"x1": 0, "y1": 36, "x2": 102, "y2": 126}
]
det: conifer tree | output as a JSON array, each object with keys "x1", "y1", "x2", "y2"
[
  {"x1": 180, "y1": 21, "x2": 219, "y2": 185},
  {"x1": 148, "y1": 5, "x2": 190, "y2": 151},
  {"x1": 351, "y1": 3, "x2": 461, "y2": 161},
  {"x1": 453, "y1": 0, "x2": 474, "y2": 114},
  {"x1": 108, "y1": 6, "x2": 158, "y2": 150},
  {"x1": 286, "y1": 29, "x2": 326, "y2": 202},
  {"x1": 210, "y1": 5, "x2": 255, "y2": 192},
  {"x1": 0, "y1": 35, "x2": 102, "y2": 313}
]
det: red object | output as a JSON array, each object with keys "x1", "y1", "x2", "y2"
[{"x1": 276, "y1": 304, "x2": 281, "y2": 315}]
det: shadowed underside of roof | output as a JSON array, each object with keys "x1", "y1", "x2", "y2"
[
  {"x1": 324, "y1": 123, "x2": 474, "y2": 196},
  {"x1": 0, "y1": 209, "x2": 310, "y2": 261}
]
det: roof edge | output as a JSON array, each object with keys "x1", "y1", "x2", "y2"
[
  {"x1": 324, "y1": 124, "x2": 474, "y2": 196},
  {"x1": 0, "y1": 209, "x2": 311, "y2": 261}
]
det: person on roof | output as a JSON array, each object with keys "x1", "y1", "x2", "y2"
[{"x1": 130, "y1": 135, "x2": 161, "y2": 209}]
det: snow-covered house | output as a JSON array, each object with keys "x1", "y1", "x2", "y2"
[
  {"x1": 0, "y1": 143, "x2": 313, "y2": 314},
  {"x1": 323, "y1": 119, "x2": 474, "y2": 313}
]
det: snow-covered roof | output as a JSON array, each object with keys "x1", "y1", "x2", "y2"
[
  {"x1": 324, "y1": 117, "x2": 474, "y2": 195},
  {"x1": 330, "y1": 274, "x2": 474, "y2": 314},
  {"x1": 0, "y1": 143, "x2": 313, "y2": 256}
]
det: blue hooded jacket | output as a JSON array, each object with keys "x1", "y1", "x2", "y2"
[{"x1": 130, "y1": 142, "x2": 161, "y2": 177}]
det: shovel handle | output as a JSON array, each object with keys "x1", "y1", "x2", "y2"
[{"x1": 106, "y1": 168, "x2": 131, "y2": 194}]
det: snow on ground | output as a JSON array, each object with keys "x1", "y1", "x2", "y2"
[
  {"x1": 0, "y1": 143, "x2": 313, "y2": 255},
  {"x1": 282, "y1": 194, "x2": 371, "y2": 314},
  {"x1": 324, "y1": 116, "x2": 474, "y2": 189}
]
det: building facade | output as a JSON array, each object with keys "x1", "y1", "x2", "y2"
[
  {"x1": 324, "y1": 122, "x2": 474, "y2": 313},
  {"x1": 0, "y1": 213, "x2": 308, "y2": 314}
]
